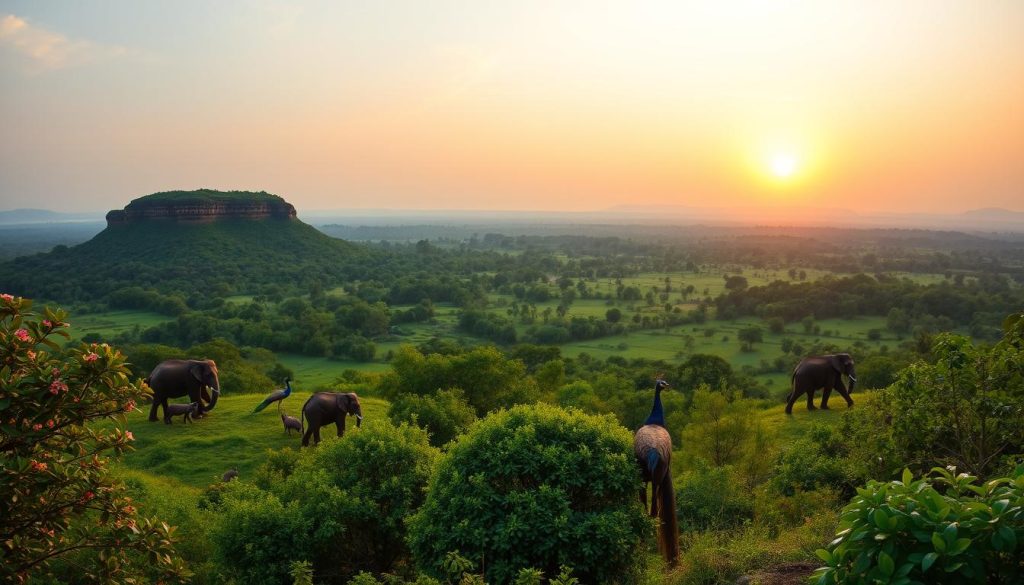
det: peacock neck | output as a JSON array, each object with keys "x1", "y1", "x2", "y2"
[{"x1": 644, "y1": 386, "x2": 665, "y2": 427}]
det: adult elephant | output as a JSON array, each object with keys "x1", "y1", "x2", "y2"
[
  {"x1": 301, "y1": 392, "x2": 362, "y2": 446},
  {"x1": 146, "y1": 359, "x2": 221, "y2": 422},
  {"x1": 785, "y1": 353, "x2": 856, "y2": 414}
]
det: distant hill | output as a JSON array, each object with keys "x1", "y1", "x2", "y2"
[
  {"x1": 0, "y1": 190, "x2": 363, "y2": 304},
  {"x1": 0, "y1": 208, "x2": 99, "y2": 225}
]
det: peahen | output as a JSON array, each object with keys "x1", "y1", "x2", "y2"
[
  {"x1": 633, "y1": 378, "x2": 679, "y2": 566},
  {"x1": 252, "y1": 377, "x2": 292, "y2": 414}
]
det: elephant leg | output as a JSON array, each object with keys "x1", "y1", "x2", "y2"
[
  {"x1": 806, "y1": 387, "x2": 817, "y2": 410},
  {"x1": 785, "y1": 389, "x2": 800, "y2": 414},
  {"x1": 821, "y1": 384, "x2": 832, "y2": 409},
  {"x1": 302, "y1": 425, "x2": 313, "y2": 447},
  {"x1": 313, "y1": 427, "x2": 322, "y2": 445},
  {"x1": 149, "y1": 399, "x2": 160, "y2": 422},
  {"x1": 835, "y1": 381, "x2": 854, "y2": 407},
  {"x1": 335, "y1": 415, "x2": 346, "y2": 438}
]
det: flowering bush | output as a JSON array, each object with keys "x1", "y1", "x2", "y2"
[{"x1": 0, "y1": 294, "x2": 186, "y2": 583}]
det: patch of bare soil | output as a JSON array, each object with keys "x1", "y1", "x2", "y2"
[{"x1": 735, "y1": 562, "x2": 817, "y2": 585}]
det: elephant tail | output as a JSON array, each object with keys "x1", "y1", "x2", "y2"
[
  {"x1": 657, "y1": 472, "x2": 679, "y2": 567},
  {"x1": 300, "y1": 394, "x2": 313, "y2": 436}
]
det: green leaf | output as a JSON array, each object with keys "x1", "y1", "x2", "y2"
[
  {"x1": 878, "y1": 551, "x2": 895, "y2": 576},
  {"x1": 873, "y1": 508, "x2": 890, "y2": 529},
  {"x1": 943, "y1": 523, "x2": 958, "y2": 543},
  {"x1": 950, "y1": 538, "x2": 971, "y2": 555},
  {"x1": 902, "y1": 468, "x2": 913, "y2": 486},
  {"x1": 931, "y1": 532, "x2": 947, "y2": 552},
  {"x1": 921, "y1": 552, "x2": 938, "y2": 572},
  {"x1": 998, "y1": 524, "x2": 1017, "y2": 550},
  {"x1": 816, "y1": 549, "x2": 834, "y2": 564}
]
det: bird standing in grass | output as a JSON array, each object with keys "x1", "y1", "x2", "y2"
[
  {"x1": 633, "y1": 378, "x2": 679, "y2": 566},
  {"x1": 252, "y1": 377, "x2": 292, "y2": 413}
]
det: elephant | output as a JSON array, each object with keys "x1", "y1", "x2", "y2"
[
  {"x1": 786, "y1": 353, "x2": 857, "y2": 414},
  {"x1": 146, "y1": 359, "x2": 220, "y2": 422},
  {"x1": 300, "y1": 392, "x2": 362, "y2": 446},
  {"x1": 222, "y1": 469, "x2": 238, "y2": 482},
  {"x1": 281, "y1": 413, "x2": 303, "y2": 435},
  {"x1": 164, "y1": 401, "x2": 200, "y2": 424}
]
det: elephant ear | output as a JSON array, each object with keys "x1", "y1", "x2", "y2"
[
  {"x1": 828, "y1": 355, "x2": 844, "y2": 374},
  {"x1": 189, "y1": 363, "x2": 205, "y2": 383}
]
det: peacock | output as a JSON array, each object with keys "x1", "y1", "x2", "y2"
[
  {"x1": 252, "y1": 377, "x2": 292, "y2": 414},
  {"x1": 633, "y1": 378, "x2": 679, "y2": 566}
]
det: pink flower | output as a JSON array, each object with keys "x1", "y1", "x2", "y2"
[
  {"x1": 30, "y1": 460, "x2": 47, "y2": 471},
  {"x1": 84, "y1": 352, "x2": 99, "y2": 362},
  {"x1": 14, "y1": 329, "x2": 30, "y2": 342},
  {"x1": 124, "y1": 400, "x2": 136, "y2": 412},
  {"x1": 32, "y1": 423, "x2": 42, "y2": 431},
  {"x1": 42, "y1": 320, "x2": 52, "y2": 328},
  {"x1": 46, "y1": 419, "x2": 55, "y2": 428},
  {"x1": 26, "y1": 350, "x2": 36, "y2": 360},
  {"x1": 124, "y1": 431, "x2": 134, "y2": 441},
  {"x1": 49, "y1": 380, "x2": 67, "y2": 394},
  {"x1": 83, "y1": 490, "x2": 95, "y2": 501},
  {"x1": 0, "y1": 293, "x2": 13, "y2": 303}
]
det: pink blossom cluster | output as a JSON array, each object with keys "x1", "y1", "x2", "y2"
[
  {"x1": 29, "y1": 460, "x2": 48, "y2": 472},
  {"x1": 49, "y1": 379, "x2": 68, "y2": 395},
  {"x1": 0, "y1": 293, "x2": 14, "y2": 303},
  {"x1": 124, "y1": 431, "x2": 134, "y2": 441},
  {"x1": 124, "y1": 400, "x2": 137, "y2": 412},
  {"x1": 84, "y1": 352, "x2": 99, "y2": 362},
  {"x1": 14, "y1": 329, "x2": 30, "y2": 342}
]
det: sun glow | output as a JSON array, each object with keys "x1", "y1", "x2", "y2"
[{"x1": 769, "y1": 152, "x2": 799, "y2": 179}]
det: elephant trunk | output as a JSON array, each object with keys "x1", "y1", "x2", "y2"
[
  {"x1": 203, "y1": 371, "x2": 221, "y2": 413},
  {"x1": 355, "y1": 414, "x2": 362, "y2": 428}
]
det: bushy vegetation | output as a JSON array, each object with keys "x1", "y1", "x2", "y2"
[
  {"x1": 211, "y1": 421, "x2": 437, "y2": 584},
  {"x1": 0, "y1": 294, "x2": 186, "y2": 583},
  {"x1": 408, "y1": 404, "x2": 652, "y2": 584},
  {"x1": 813, "y1": 467, "x2": 1024, "y2": 585}
]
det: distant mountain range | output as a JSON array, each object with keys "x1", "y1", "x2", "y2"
[
  {"x1": 0, "y1": 208, "x2": 101, "y2": 225},
  {"x1": 3, "y1": 205, "x2": 1023, "y2": 232}
]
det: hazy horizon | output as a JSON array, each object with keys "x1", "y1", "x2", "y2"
[{"x1": 2, "y1": 2, "x2": 1023, "y2": 216}]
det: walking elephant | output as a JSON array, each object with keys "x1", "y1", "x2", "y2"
[
  {"x1": 786, "y1": 353, "x2": 856, "y2": 414},
  {"x1": 146, "y1": 359, "x2": 221, "y2": 422},
  {"x1": 301, "y1": 392, "x2": 362, "y2": 446}
]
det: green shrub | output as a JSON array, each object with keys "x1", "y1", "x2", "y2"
[
  {"x1": 770, "y1": 424, "x2": 855, "y2": 498},
  {"x1": 388, "y1": 388, "x2": 477, "y2": 447},
  {"x1": 675, "y1": 464, "x2": 754, "y2": 532},
  {"x1": 209, "y1": 483, "x2": 310, "y2": 585},
  {"x1": 212, "y1": 421, "x2": 438, "y2": 584},
  {"x1": 408, "y1": 404, "x2": 652, "y2": 584},
  {"x1": 813, "y1": 467, "x2": 1024, "y2": 584}
]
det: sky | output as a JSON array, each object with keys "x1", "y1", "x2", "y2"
[{"x1": 1, "y1": 1, "x2": 1022, "y2": 216}]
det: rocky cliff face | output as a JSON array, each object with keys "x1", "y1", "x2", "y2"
[{"x1": 106, "y1": 190, "x2": 297, "y2": 226}]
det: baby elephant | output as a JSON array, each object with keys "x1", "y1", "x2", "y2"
[
  {"x1": 281, "y1": 413, "x2": 303, "y2": 436},
  {"x1": 165, "y1": 401, "x2": 200, "y2": 424},
  {"x1": 222, "y1": 469, "x2": 238, "y2": 482}
]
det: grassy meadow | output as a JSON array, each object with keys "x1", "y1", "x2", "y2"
[{"x1": 98, "y1": 394, "x2": 389, "y2": 489}]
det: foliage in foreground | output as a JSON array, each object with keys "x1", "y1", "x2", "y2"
[
  {"x1": 0, "y1": 294, "x2": 186, "y2": 583},
  {"x1": 408, "y1": 403, "x2": 652, "y2": 585},
  {"x1": 813, "y1": 467, "x2": 1024, "y2": 585},
  {"x1": 209, "y1": 420, "x2": 438, "y2": 585}
]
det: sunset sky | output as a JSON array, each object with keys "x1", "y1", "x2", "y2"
[{"x1": 1, "y1": 1, "x2": 1022, "y2": 215}]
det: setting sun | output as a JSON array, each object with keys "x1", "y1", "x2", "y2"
[{"x1": 770, "y1": 153, "x2": 799, "y2": 179}]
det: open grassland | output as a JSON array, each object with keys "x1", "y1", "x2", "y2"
[
  {"x1": 68, "y1": 309, "x2": 171, "y2": 341},
  {"x1": 99, "y1": 394, "x2": 389, "y2": 489},
  {"x1": 277, "y1": 353, "x2": 390, "y2": 389}
]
